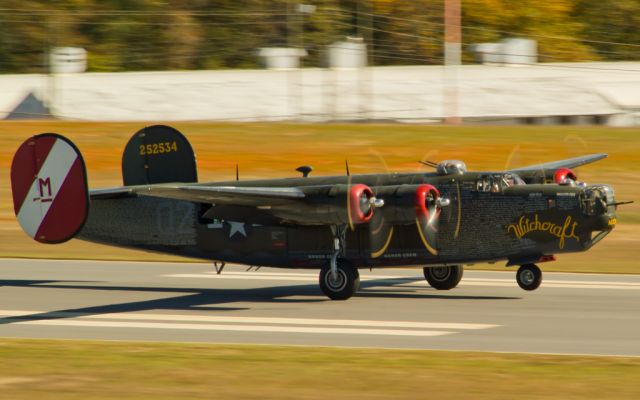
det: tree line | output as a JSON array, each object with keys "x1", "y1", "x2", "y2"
[{"x1": 0, "y1": 0, "x2": 637, "y2": 73}]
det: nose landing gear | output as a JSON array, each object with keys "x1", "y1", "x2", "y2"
[{"x1": 516, "y1": 264, "x2": 542, "y2": 291}]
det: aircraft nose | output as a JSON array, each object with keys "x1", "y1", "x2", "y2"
[{"x1": 581, "y1": 184, "x2": 617, "y2": 230}]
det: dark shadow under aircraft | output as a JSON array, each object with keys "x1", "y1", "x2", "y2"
[{"x1": 11, "y1": 125, "x2": 629, "y2": 300}]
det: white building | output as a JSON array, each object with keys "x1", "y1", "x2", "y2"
[{"x1": 2, "y1": 62, "x2": 640, "y2": 126}]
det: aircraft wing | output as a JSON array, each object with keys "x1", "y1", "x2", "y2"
[
  {"x1": 134, "y1": 184, "x2": 305, "y2": 206},
  {"x1": 509, "y1": 153, "x2": 607, "y2": 172},
  {"x1": 91, "y1": 184, "x2": 305, "y2": 207},
  {"x1": 89, "y1": 183, "x2": 375, "y2": 226}
]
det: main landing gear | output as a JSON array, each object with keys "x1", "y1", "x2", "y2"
[
  {"x1": 516, "y1": 264, "x2": 542, "y2": 291},
  {"x1": 319, "y1": 225, "x2": 360, "y2": 300},
  {"x1": 423, "y1": 265, "x2": 464, "y2": 290},
  {"x1": 319, "y1": 260, "x2": 360, "y2": 300}
]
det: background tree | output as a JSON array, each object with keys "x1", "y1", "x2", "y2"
[{"x1": 0, "y1": 0, "x2": 637, "y2": 74}]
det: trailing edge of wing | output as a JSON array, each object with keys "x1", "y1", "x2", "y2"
[
  {"x1": 90, "y1": 187, "x2": 135, "y2": 199},
  {"x1": 509, "y1": 153, "x2": 608, "y2": 172}
]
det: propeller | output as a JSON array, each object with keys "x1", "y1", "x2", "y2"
[
  {"x1": 348, "y1": 183, "x2": 383, "y2": 226},
  {"x1": 348, "y1": 152, "x2": 455, "y2": 259},
  {"x1": 415, "y1": 184, "x2": 443, "y2": 256},
  {"x1": 366, "y1": 150, "x2": 396, "y2": 258},
  {"x1": 344, "y1": 182, "x2": 382, "y2": 229},
  {"x1": 420, "y1": 153, "x2": 462, "y2": 242}
]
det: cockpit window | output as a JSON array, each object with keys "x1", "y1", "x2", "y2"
[
  {"x1": 476, "y1": 173, "x2": 524, "y2": 193},
  {"x1": 502, "y1": 173, "x2": 525, "y2": 188}
]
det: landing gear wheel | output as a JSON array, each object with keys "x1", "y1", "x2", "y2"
[
  {"x1": 423, "y1": 265, "x2": 464, "y2": 290},
  {"x1": 516, "y1": 264, "x2": 542, "y2": 291},
  {"x1": 319, "y1": 260, "x2": 360, "y2": 300}
]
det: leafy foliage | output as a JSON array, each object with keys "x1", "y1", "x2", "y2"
[{"x1": 0, "y1": 0, "x2": 636, "y2": 73}]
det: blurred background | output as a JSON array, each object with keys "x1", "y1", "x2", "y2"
[{"x1": 1, "y1": 0, "x2": 640, "y2": 125}]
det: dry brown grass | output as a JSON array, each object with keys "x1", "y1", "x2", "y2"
[
  {"x1": 0, "y1": 339, "x2": 638, "y2": 400},
  {"x1": 1, "y1": 121, "x2": 638, "y2": 272}
]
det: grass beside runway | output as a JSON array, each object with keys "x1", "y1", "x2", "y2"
[
  {"x1": 1, "y1": 121, "x2": 638, "y2": 273},
  {"x1": 0, "y1": 338, "x2": 638, "y2": 399}
]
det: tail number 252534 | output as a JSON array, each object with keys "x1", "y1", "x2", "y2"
[{"x1": 139, "y1": 141, "x2": 178, "y2": 156}]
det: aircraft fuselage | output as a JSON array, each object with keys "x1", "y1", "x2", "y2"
[{"x1": 78, "y1": 171, "x2": 616, "y2": 269}]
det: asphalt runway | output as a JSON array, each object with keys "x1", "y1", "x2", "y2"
[{"x1": 0, "y1": 258, "x2": 638, "y2": 356}]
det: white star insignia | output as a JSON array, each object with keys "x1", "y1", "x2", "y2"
[{"x1": 227, "y1": 221, "x2": 247, "y2": 238}]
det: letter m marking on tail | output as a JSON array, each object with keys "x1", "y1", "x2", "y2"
[{"x1": 37, "y1": 177, "x2": 53, "y2": 202}]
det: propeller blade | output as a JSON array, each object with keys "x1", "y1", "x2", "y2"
[
  {"x1": 369, "y1": 212, "x2": 395, "y2": 259},
  {"x1": 415, "y1": 185, "x2": 441, "y2": 255},
  {"x1": 367, "y1": 149, "x2": 394, "y2": 258}
]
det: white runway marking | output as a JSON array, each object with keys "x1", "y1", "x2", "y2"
[
  {"x1": 18, "y1": 320, "x2": 454, "y2": 337},
  {"x1": 0, "y1": 310, "x2": 499, "y2": 337},
  {"x1": 163, "y1": 272, "x2": 640, "y2": 290}
]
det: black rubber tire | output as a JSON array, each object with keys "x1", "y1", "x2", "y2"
[
  {"x1": 423, "y1": 265, "x2": 464, "y2": 290},
  {"x1": 516, "y1": 264, "x2": 542, "y2": 291},
  {"x1": 319, "y1": 260, "x2": 360, "y2": 300}
]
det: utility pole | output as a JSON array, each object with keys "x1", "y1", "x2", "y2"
[
  {"x1": 46, "y1": 15, "x2": 56, "y2": 117},
  {"x1": 286, "y1": 1, "x2": 299, "y2": 120},
  {"x1": 444, "y1": 0, "x2": 461, "y2": 124},
  {"x1": 357, "y1": 1, "x2": 373, "y2": 121},
  {"x1": 286, "y1": 2, "x2": 314, "y2": 121}
]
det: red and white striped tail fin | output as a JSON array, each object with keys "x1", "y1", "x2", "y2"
[{"x1": 10, "y1": 133, "x2": 89, "y2": 244}]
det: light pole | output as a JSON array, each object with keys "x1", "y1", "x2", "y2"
[
  {"x1": 444, "y1": 0, "x2": 461, "y2": 124},
  {"x1": 286, "y1": 2, "x2": 315, "y2": 121}
]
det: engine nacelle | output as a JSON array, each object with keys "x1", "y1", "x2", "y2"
[
  {"x1": 374, "y1": 184, "x2": 446, "y2": 224},
  {"x1": 415, "y1": 184, "x2": 441, "y2": 223},
  {"x1": 267, "y1": 183, "x2": 381, "y2": 226},
  {"x1": 343, "y1": 183, "x2": 376, "y2": 225},
  {"x1": 554, "y1": 168, "x2": 578, "y2": 185}
]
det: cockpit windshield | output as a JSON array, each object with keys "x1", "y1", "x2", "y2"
[
  {"x1": 476, "y1": 173, "x2": 525, "y2": 193},
  {"x1": 502, "y1": 173, "x2": 525, "y2": 188}
]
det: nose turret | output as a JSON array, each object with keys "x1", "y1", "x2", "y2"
[{"x1": 580, "y1": 184, "x2": 617, "y2": 232}]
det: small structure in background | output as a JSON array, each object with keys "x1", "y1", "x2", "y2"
[
  {"x1": 328, "y1": 38, "x2": 367, "y2": 68},
  {"x1": 4, "y1": 91, "x2": 51, "y2": 120},
  {"x1": 50, "y1": 47, "x2": 87, "y2": 73},
  {"x1": 259, "y1": 48, "x2": 307, "y2": 69},
  {"x1": 471, "y1": 38, "x2": 537, "y2": 65}
]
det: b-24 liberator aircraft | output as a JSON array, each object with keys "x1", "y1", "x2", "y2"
[{"x1": 11, "y1": 125, "x2": 625, "y2": 300}]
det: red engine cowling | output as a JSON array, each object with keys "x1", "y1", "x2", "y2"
[
  {"x1": 554, "y1": 168, "x2": 577, "y2": 184},
  {"x1": 348, "y1": 183, "x2": 375, "y2": 224},
  {"x1": 415, "y1": 184, "x2": 441, "y2": 222}
]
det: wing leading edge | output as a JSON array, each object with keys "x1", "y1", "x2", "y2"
[
  {"x1": 509, "y1": 153, "x2": 607, "y2": 173},
  {"x1": 91, "y1": 184, "x2": 305, "y2": 207}
]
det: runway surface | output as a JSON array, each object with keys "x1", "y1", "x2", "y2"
[{"x1": 0, "y1": 258, "x2": 638, "y2": 356}]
